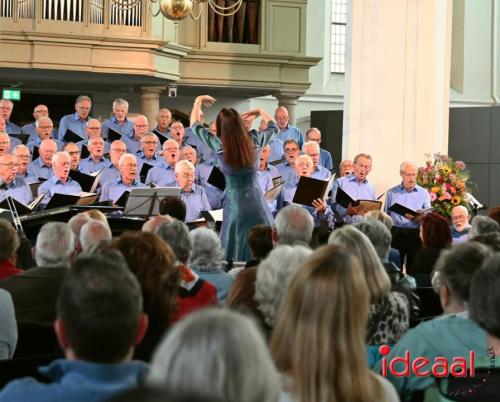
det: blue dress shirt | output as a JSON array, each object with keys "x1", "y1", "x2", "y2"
[
  {"x1": 257, "y1": 170, "x2": 277, "y2": 215},
  {"x1": 384, "y1": 184, "x2": 431, "y2": 229},
  {"x1": 78, "y1": 156, "x2": 112, "y2": 175},
  {"x1": 7, "y1": 135, "x2": 21, "y2": 153},
  {"x1": 58, "y1": 113, "x2": 89, "y2": 140},
  {"x1": 451, "y1": 225, "x2": 471, "y2": 244},
  {"x1": 0, "y1": 177, "x2": 33, "y2": 205},
  {"x1": 311, "y1": 165, "x2": 332, "y2": 180},
  {"x1": 101, "y1": 117, "x2": 134, "y2": 140},
  {"x1": 38, "y1": 175, "x2": 83, "y2": 206},
  {"x1": 136, "y1": 152, "x2": 161, "y2": 178},
  {"x1": 99, "y1": 177, "x2": 145, "y2": 203},
  {"x1": 331, "y1": 174, "x2": 376, "y2": 223},
  {"x1": 276, "y1": 161, "x2": 295, "y2": 183},
  {"x1": 268, "y1": 137, "x2": 284, "y2": 163},
  {"x1": 145, "y1": 161, "x2": 176, "y2": 187},
  {"x1": 262, "y1": 163, "x2": 280, "y2": 180},
  {"x1": 99, "y1": 165, "x2": 121, "y2": 187},
  {"x1": 17, "y1": 172, "x2": 38, "y2": 185},
  {"x1": 196, "y1": 162, "x2": 224, "y2": 210},
  {"x1": 122, "y1": 134, "x2": 142, "y2": 155},
  {"x1": 181, "y1": 183, "x2": 212, "y2": 223},
  {"x1": 5, "y1": 121, "x2": 21, "y2": 135},
  {"x1": 277, "y1": 124, "x2": 304, "y2": 149},
  {"x1": 27, "y1": 157, "x2": 53, "y2": 180},
  {"x1": 319, "y1": 148, "x2": 333, "y2": 170},
  {"x1": 27, "y1": 137, "x2": 63, "y2": 153}
]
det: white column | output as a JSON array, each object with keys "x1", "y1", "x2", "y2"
[
  {"x1": 140, "y1": 86, "x2": 166, "y2": 127},
  {"x1": 343, "y1": 0, "x2": 453, "y2": 194}
]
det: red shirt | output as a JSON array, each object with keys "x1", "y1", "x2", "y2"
[{"x1": 0, "y1": 260, "x2": 23, "y2": 281}]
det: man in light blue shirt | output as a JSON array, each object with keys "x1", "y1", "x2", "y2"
[
  {"x1": 99, "y1": 140, "x2": 127, "y2": 186},
  {"x1": 38, "y1": 151, "x2": 83, "y2": 207},
  {"x1": 28, "y1": 139, "x2": 57, "y2": 180},
  {"x1": 146, "y1": 139, "x2": 178, "y2": 186},
  {"x1": 136, "y1": 133, "x2": 162, "y2": 179},
  {"x1": 79, "y1": 136, "x2": 112, "y2": 174},
  {"x1": 274, "y1": 106, "x2": 304, "y2": 149},
  {"x1": 151, "y1": 108, "x2": 171, "y2": 142},
  {"x1": 175, "y1": 160, "x2": 211, "y2": 223},
  {"x1": 384, "y1": 161, "x2": 431, "y2": 268},
  {"x1": 58, "y1": 95, "x2": 92, "y2": 140},
  {"x1": 259, "y1": 144, "x2": 280, "y2": 179},
  {"x1": 77, "y1": 119, "x2": 110, "y2": 154},
  {"x1": 196, "y1": 161, "x2": 224, "y2": 210},
  {"x1": 0, "y1": 99, "x2": 22, "y2": 136},
  {"x1": 450, "y1": 205, "x2": 471, "y2": 244},
  {"x1": 305, "y1": 127, "x2": 333, "y2": 170},
  {"x1": 258, "y1": 120, "x2": 284, "y2": 163},
  {"x1": 331, "y1": 153, "x2": 376, "y2": 224},
  {"x1": 26, "y1": 117, "x2": 63, "y2": 153},
  {"x1": 276, "y1": 139, "x2": 299, "y2": 183},
  {"x1": 0, "y1": 154, "x2": 33, "y2": 205},
  {"x1": 13, "y1": 144, "x2": 37, "y2": 184},
  {"x1": 123, "y1": 115, "x2": 150, "y2": 155},
  {"x1": 99, "y1": 153, "x2": 145, "y2": 203},
  {"x1": 303, "y1": 141, "x2": 332, "y2": 180},
  {"x1": 101, "y1": 98, "x2": 134, "y2": 140},
  {"x1": 22, "y1": 104, "x2": 59, "y2": 142}
]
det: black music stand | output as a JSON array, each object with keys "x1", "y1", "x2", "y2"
[{"x1": 123, "y1": 187, "x2": 181, "y2": 217}]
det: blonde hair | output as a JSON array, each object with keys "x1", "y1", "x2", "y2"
[
  {"x1": 328, "y1": 226, "x2": 391, "y2": 302},
  {"x1": 271, "y1": 244, "x2": 384, "y2": 402}
]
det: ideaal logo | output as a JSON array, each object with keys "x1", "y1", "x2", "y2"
[{"x1": 379, "y1": 345, "x2": 496, "y2": 398}]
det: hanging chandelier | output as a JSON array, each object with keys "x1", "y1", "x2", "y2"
[{"x1": 111, "y1": 0, "x2": 243, "y2": 21}]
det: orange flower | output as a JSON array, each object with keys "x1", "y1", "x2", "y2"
[
  {"x1": 431, "y1": 186, "x2": 441, "y2": 193},
  {"x1": 451, "y1": 196, "x2": 461, "y2": 205}
]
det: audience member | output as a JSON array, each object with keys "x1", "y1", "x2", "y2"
[
  {"x1": 110, "y1": 386, "x2": 229, "y2": 402},
  {"x1": 450, "y1": 205, "x2": 472, "y2": 243},
  {"x1": 0, "y1": 289, "x2": 17, "y2": 360},
  {"x1": 271, "y1": 244, "x2": 399, "y2": 402},
  {"x1": 68, "y1": 212, "x2": 92, "y2": 251},
  {"x1": 80, "y1": 220, "x2": 112, "y2": 252},
  {"x1": 273, "y1": 204, "x2": 314, "y2": 246},
  {"x1": 189, "y1": 227, "x2": 233, "y2": 304},
  {"x1": 410, "y1": 212, "x2": 452, "y2": 286},
  {"x1": 141, "y1": 215, "x2": 173, "y2": 233},
  {"x1": 0, "y1": 219, "x2": 22, "y2": 280},
  {"x1": 83, "y1": 208, "x2": 109, "y2": 226},
  {"x1": 148, "y1": 308, "x2": 280, "y2": 402},
  {"x1": 155, "y1": 220, "x2": 217, "y2": 322},
  {"x1": 159, "y1": 196, "x2": 187, "y2": 221},
  {"x1": 329, "y1": 226, "x2": 409, "y2": 345},
  {"x1": 305, "y1": 127, "x2": 333, "y2": 170},
  {"x1": 106, "y1": 232, "x2": 179, "y2": 361},
  {"x1": 0, "y1": 153, "x2": 33, "y2": 205},
  {"x1": 469, "y1": 231, "x2": 500, "y2": 251},
  {"x1": 0, "y1": 222, "x2": 75, "y2": 323},
  {"x1": 0, "y1": 252, "x2": 148, "y2": 402},
  {"x1": 365, "y1": 209, "x2": 402, "y2": 268},
  {"x1": 58, "y1": 95, "x2": 92, "y2": 140},
  {"x1": 376, "y1": 241, "x2": 492, "y2": 398},
  {"x1": 469, "y1": 215, "x2": 500, "y2": 238},
  {"x1": 487, "y1": 205, "x2": 500, "y2": 224},
  {"x1": 246, "y1": 224, "x2": 273, "y2": 268}
]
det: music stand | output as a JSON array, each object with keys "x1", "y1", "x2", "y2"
[
  {"x1": 464, "y1": 192, "x2": 486, "y2": 217},
  {"x1": 123, "y1": 187, "x2": 181, "y2": 217}
]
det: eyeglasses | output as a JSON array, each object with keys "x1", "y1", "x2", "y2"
[
  {"x1": 87, "y1": 126, "x2": 100, "y2": 130},
  {"x1": 179, "y1": 173, "x2": 195, "y2": 179},
  {"x1": 284, "y1": 148, "x2": 298, "y2": 153},
  {"x1": 38, "y1": 126, "x2": 53, "y2": 129},
  {"x1": 0, "y1": 162, "x2": 19, "y2": 169},
  {"x1": 123, "y1": 163, "x2": 137, "y2": 169},
  {"x1": 0, "y1": 141, "x2": 9, "y2": 145},
  {"x1": 135, "y1": 125, "x2": 148, "y2": 129},
  {"x1": 142, "y1": 141, "x2": 157, "y2": 145},
  {"x1": 67, "y1": 151, "x2": 80, "y2": 156},
  {"x1": 111, "y1": 148, "x2": 126, "y2": 153},
  {"x1": 35, "y1": 109, "x2": 48, "y2": 114},
  {"x1": 164, "y1": 148, "x2": 179, "y2": 152},
  {"x1": 16, "y1": 154, "x2": 30, "y2": 159}
]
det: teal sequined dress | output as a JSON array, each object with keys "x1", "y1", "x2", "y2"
[{"x1": 191, "y1": 123, "x2": 278, "y2": 261}]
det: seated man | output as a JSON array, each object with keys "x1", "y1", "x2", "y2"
[
  {"x1": 78, "y1": 136, "x2": 111, "y2": 174},
  {"x1": 99, "y1": 140, "x2": 127, "y2": 186},
  {"x1": 123, "y1": 115, "x2": 150, "y2": 155},
  {"x1": 0, "y1": 153, "x2": 32, "y2": 205},
  {"x1": 101, "y1": 98, "x2": 134, "y2": 140},
  {"x1": 99, "y1": 153, "x2": 145, "y2": 203},
  {"x1": 450, "y1": 205, "x2": 471, "y2": 244},
  {"x1": 302, "y1": 140, "x2": 332, "y2": 180},
  {"x1": 38, "y1": 151, "x2": 83, "y2": 207},
  {"x1": 26, "y1": 116, "x2": 63, "y2": 152},
  {"x1": 175, "y1": 160, "x2": 211, "y2": 222},
  {"x1": 13, "y1": 144, "x2": 37, "y2": 184},
  {"x1": 146, "y1": 139, "x2": 179, "y2": 186},
  {"x1": 0, "y1": 222, "x2": 75, "y2": 324},
  {"x1": 63, "y1": 142, "x2": 81, "y2": 171},
  {"x1": 136, "y1": 132, "x2": 161, "y2": 176},
  {"x1": 0, "y1": 251, "x2": 148, "y2": 402},
  {"x1": 305, "y1": 127, "x2": 333, "y2": 170},
  {"x1": 278, "y1": 154, "x2": 334, "y2": 228},
  {"x1": 58, "y1": 95, "x2": 92, "y2": 140},
  {"x1": 28, "y1": 138, "x2": 57, "y2": 180}
]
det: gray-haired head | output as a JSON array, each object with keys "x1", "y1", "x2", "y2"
[
  {"x1": 112, "y1": 98, "x2": 129, "y2": 111},
  {"x1": 68, "y1": 212, "x2": 93, "y2": 244},
  {"x1": 274, "y1": 204, "x2": 314, "y2": 246},
  {"x1": 255, "y1": 244, "x2": 312, "y2": 327},
  {"x1": 35, "y1": 222, "x2": 76, "y2": 267},
  {"x1": 469, "y1": 216, "x2": 500, "y2": 238},
  {"x1": 80, "y1": 220, "x2": 112, "y2": 252},
  {"x1": 142, "y1": 215, "x2": 174, "y2": 233},
  {"x1": 189, "y1": 227, "x2": 224, "y2": 271},
  {"x1": 353, "y1": 220, "x2": 392, "y2": 261},
  {"x1": 155, "y1": 220, "x2": 192, "y2": 264},
  {"x1": 148, "y1": 308, "x2": 281, "y2": 402},
  {"x1": 75, "y1": 95, "x2": 92, "y2": 106}
]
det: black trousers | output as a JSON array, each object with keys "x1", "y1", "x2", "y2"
[{"x1": 391, "y1": 227, "x2": 421, "y2": 271}]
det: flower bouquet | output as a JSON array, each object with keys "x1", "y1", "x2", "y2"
[{"x1": 417, "y1": 153, "x2": 471, "y2": 218}]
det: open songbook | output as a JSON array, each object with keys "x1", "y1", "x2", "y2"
[
  {"x1": 335, "y1": 187, "x2": 382, "y2": 212},
  {"x1": 44, "y1": 192, "x2": 99, "y2": 210},
  {"x1": 292, "y1": 174, "x2": 336, "y2": 207},
  {"x1": 0, "y1": 195, "x2": 44, "y2": 215},
  {"x1": 69, "y1": 169, "x2": 104, "y2": 193},
  {"x1": 200, "y1": 209, "x2": 224, "y2": 222},
  {"x1": 388, "y1": 203, "x2": 435, "y2": 218}
]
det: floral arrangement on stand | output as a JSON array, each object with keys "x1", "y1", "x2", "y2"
[{"x1": 417, "y1": 153, "x2": 471, "y2": 219}]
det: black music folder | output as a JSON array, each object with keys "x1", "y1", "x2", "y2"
[
  {"x1": 115, "y1": 191, "x2": 130, "y2": 208},
  {"x1": 63, "y1": 129, "x2": 84, "y2": 143},
  {"x1": 69, "y1": 169, "x2": 104, "y2": 193},
  {"x1": 81, "y1": 145, "x2": 90, "y2": 159},
  {"x1": 108, "y1": 128, "x2": 122, "y2": 142},
  {"x1": 207, "y1": 166, "x2": 226, "y2": 191},
  {"x1": 0, "y1": 195, "x2": 44, "y2": 216},
  {"x1": 388, "y1": 203, "x2": 435, "y2": 218},
  {"x1": 139, "y1": 163, "x2": 154, "y2": 183},
  {"x1": 335, "y1": 187, "x2": 382, "y2": 212},
  {"x1": 33, "y1": 146, "x2": 39, "y2": 160},
  {"x1": 44, "y1": 192, "x2": 98, "y2": 210},
  {"x1": 10, "y1": 133, "x2": 29, "y2": 144},
  {"x1": 152, "y1": 129, "x2": 169, "y2": 145},
  {"x1": 293, "y1": 175, "x2": 336, "y2": 207}
]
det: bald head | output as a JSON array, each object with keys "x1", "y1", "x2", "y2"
[
  {"x1": 0, "y1": 132, "x2": 10, "y2": 155},
  {"x1": 133, "y1": 115, "x2": 149, "y2": 140}
]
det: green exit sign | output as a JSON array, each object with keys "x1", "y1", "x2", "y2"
[{"x1": 2, "y1": 89, "x2": 21, "y2": 101}]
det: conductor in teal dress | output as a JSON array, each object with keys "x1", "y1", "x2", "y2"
[{"x1": 190, "y1": 95, "x2": 278, "y2": 262}]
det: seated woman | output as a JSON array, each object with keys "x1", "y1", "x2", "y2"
[
  {"x1": 329, "y1": 225, "x2": 410, "y2": 347},
  {"x1": 410, "y1": 212, "x2": 452, "y2": 287},
  {"x1": 271, "y1": 244, "x2": 399, "y2": 402},
  {"x1": 147, "y1": 308, "x2": 280, "y2": 402}
]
